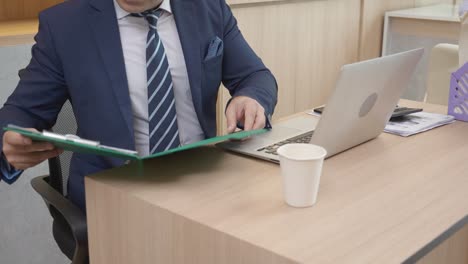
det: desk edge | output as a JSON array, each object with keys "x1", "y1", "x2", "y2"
[{"x1": 403, "y1": 214, "x2": 468, "y2": 263}]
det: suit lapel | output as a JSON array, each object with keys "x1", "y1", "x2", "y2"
[
  {"x1": 86, "y1": 0, "x2": 203, "y2": 144},
  {"x1": 87, "y1": 0, "x2": 134, "y2": 142},
  {"x1": 171, "y1": 0, "x2": 203, "y2": 122}
]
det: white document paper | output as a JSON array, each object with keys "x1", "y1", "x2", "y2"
[{"x1": 384, "y1": 112, "x2": 455, "y2": 137}]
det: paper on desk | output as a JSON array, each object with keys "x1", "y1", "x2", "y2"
[{"x1": 384, "y1": 112, "x2": 455, "y2": 137}]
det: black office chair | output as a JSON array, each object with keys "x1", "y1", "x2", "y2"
[{"x1": 30, "y1": 100, "x2": 89, "y2": 264}]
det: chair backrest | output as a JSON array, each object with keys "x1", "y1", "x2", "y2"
[
  {"x1": 48, "y1": 101, "x2": 77, "y2": 196},
  {"x1": 425, "y1": 43, "x2": 459, "y2": 105}
]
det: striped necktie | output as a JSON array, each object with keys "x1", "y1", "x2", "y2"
[{"x1": 133, "y1": 9, "x2": 181, "y2": 154}]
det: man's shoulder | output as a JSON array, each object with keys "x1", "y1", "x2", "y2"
[
  {"x1": 181, "y1": 0, "x2": 224, "y2": 11},
  {"x1": 39, "y1": 0, "x2": 89, "y2": 21}
]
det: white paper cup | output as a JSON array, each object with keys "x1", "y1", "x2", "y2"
[{"x1": 277, "y1": 144, "x2": 327, "y2": 208}]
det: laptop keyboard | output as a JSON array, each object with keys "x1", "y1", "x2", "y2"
[{"x1": 257, "y1": 131, "x2": 314, "y2": 156}]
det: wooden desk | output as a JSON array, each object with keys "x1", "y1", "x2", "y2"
[{"x1": 86, "y1": 100, "x2": 468, "y2": 264}]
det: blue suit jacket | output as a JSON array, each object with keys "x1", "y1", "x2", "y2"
[{"x1": 0, "y1": 0, "x2": 277, "y2": 211}]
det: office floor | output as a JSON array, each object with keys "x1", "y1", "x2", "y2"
[{"x1": 0, "y1": 44, "x2": 67, "y2": 264}]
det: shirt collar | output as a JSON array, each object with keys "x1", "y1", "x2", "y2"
[
  {"x1": 114, "y1": 0, "x2": 172, "y2": 20},
  {"x1": 159, "y1": 0, "x2": 172, "y2": 14}
]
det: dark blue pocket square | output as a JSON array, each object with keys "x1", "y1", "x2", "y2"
[{"x1": 204, "y1": 36, "x2": 223, "y2": 62}]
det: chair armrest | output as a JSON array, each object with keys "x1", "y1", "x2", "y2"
[{"x1": 31, "y1": 175, "x2": 88, "y2": 247}]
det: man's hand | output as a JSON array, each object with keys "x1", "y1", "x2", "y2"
[
  {"x1": 2, "y1": 129, "x2": 63, "y2": 170},
  {"x1": 226, "y1": 96, "x2": 266, "y2": 133}
]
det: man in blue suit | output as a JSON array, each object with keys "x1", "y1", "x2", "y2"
[{"x1": 0, "y1": 0, "x2": 277, "y2": 211}]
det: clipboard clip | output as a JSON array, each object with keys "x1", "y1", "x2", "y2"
[{"x1": 43, "y1": 131, "x2": 100, "y2": 147}]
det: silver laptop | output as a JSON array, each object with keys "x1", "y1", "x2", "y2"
[{"x1": 218, "y1": 48, "x2": 424, "y2": 163}]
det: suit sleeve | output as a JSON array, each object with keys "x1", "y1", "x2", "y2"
[
  {"x1": 0, "y1": 12, "x2": 68, "y2": 182},
  {"x1": 219, "y1": 0, "x2": 278, "y2": 120},
  {"x1": 0, "y1": 153, "x2": 23, "y2": 184}
]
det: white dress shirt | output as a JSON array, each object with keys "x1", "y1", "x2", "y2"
[{"x1": 114, "y1": 0, "x2": 205, "y2": 156}]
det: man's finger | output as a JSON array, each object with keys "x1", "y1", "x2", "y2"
[
  {"x1": 4, "y1": 131, "x2": 32, "y2": 146},
  {"x1": 243, "y1": 104, "x2": 257, "y2": 131},
  {"x1": 7, "y1": 149, "x2": 62, "y2": 165},
  {"x1": 253, "y1": 108, "x2": 266, "y2": 130},
  {"x1": 25, "y1": 142, "x2": 55, "y2": 152},
  {"x1": 9, "y1": 163, "x2": 35, "y2": 171},
  {"x1": 226, "y1": 104, "x2": 238, "y2": 133},
  {"x1": 4, "y1": 140, "x2": 54, "y2": 154}
]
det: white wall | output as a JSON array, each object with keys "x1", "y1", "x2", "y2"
[{"x1": 0, "y1": 44, "x2": 67, "y2": 264}]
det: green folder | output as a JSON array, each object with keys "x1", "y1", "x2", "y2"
[{"x1": 3, "y1": 125, "x2": 268, "y2": 161}]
